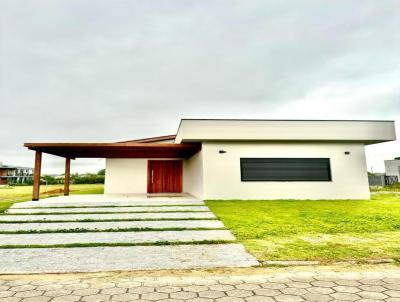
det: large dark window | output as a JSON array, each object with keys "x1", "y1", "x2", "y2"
[{"x1": 240, "y1": 158, "x2": 331, "y2": 181}]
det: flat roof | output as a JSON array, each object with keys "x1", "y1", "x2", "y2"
[
  {"x1": 0, "y1": 165, "x2": 32, "y2": 170},
  {"x1": 24, "y1": 119, "x2": 396, "y2": 158},
  {"x1": 175, "y1": 119, "x2": 396, "y2": 144}
]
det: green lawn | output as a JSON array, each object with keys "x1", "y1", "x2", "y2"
[
  {"x1": 371, "y1": 182, "x2": 400, "y2": 192},
  {"x1": 206, "y1": 192, "x2": 400, "y2": 263},
  {"x1": 0, "y1": 184, "x2": 104, "y2": 213}
]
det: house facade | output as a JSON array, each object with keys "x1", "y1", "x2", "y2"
[
  {"x1": 25, "y1": 119, "x2": 396, "y2": 200},
  {"x1": 0, "y1": 162, "x2": 33, "y2": 185},
  {"x1": 104, "y1": 119, "x2": 396, "y2": 200}
]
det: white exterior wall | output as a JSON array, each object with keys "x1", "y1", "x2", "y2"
[
  {"x1": 105, "y1": 159, "x2": 148, "y2": 194},
  {"x1": 105, "y1": 141, "x2": 371, "y2": 199},
  {"x1": 183, "y1": 151, "x2": 204, "y2": 198},
  {"x1": 201, "y1": 141, "x2": 370, "y2": 200},
  {"x1": 105, "y1": 157, "x2": 204, "y2": 197}
]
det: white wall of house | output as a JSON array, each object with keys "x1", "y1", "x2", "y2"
[
  {"x1": 183, "y1": 151, "x2": 203, "y2": 198},
  {"x1": 201, "y1": 141, "x2": 370, "y2": 200},
  {"x1": 105, "y1": 159, "x2": 148, "y2": 194},
  {"x1": 105, "y1": 157, "x2": 203, "y2": 196},
  {"x1": 105, "y1": 141, "x2": 371, "y2": 199},
  {"x1": 103, "y1": 119, "x2": 394, "y2": 199}
]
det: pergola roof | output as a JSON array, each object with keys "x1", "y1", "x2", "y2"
[{"x1": 24, "y1": 142, "x2": 201, "y2": 159}]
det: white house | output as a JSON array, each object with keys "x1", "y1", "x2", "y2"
[{"x1": 25, "y1": 119, "x2": 396, "y2": 200}]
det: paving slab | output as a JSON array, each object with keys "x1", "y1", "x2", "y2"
[
  {"x1": 0, "y1": 269, "x2": 399, "y2": 300},
  {"x1": 0, "y1": 212, "x2": 216, "y2": 222},
  {"x1": 0, "y1": 244, "x2": 259, "y2": 273},
  {"x1": 0, "y1": 230, "x2": 235, "y2": 246},
  {"x1": 7, "y1": 205, "x2": 209, "y2": 214},
  {"x1": 13, "y1": 200, "x2": 204, "y2": 208},
  {"x1": 12, "y1": 194, "x2": 204, "y2": 208},
  {"x1": 0, "y1": 220, "x2": 225, "y2": 232}
]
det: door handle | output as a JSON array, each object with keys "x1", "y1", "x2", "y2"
[{"x1": 151, "y1": 170, "x2": 154, "y2": 184}]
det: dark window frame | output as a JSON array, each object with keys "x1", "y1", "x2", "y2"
[{"x1": 240, "y1": 158, "x2": 332, "y2": 182}]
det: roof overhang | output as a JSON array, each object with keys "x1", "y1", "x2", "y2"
[
  {"x1": 24, "y1": 142, "x2": 201, "y2": 159},
  {"x1": 175, "y1": 119, "x2": 396, "y2": 145}
]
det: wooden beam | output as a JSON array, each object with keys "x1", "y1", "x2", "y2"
[
  {"x1": 64, "y1": 158, "x2": 71, "y2": 196},
  {"x1": 23, "y1": 143, "x2": 201, "y2": 159},
  {"x1": 32, "y1": 151, "x2": 42, "y2": 201}
]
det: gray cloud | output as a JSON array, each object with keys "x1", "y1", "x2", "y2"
[{"x1": 1, "y1": 0, "x2": 399, "y2": 173}]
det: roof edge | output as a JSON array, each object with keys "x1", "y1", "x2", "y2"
[
  {"x1": 179, "y1": 118, "x2": 395, "y2": 122},
  {"x1": 117, "y1": 134, "x2": 176, "y2": 144}
]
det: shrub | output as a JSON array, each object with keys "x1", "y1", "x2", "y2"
[{"x1": 70, "y1": 173, "x2": 104, "y2": 184}]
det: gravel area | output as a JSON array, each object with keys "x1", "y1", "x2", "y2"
[
  {"x1": 7, "y1": 206, "x2": 209, "y2": 214},
  {"x1": 0, "y1": 230, "x2": 235, "y2": 246},
  {"x1": 0, "y1": 244, "x2": 258, "y2": 273},
  {"x1": 0, "y1": 212, "x2": 216, "y2": 222},
  {"x1": 0, "y1": 220, "x2": 225, "y2": 232}
]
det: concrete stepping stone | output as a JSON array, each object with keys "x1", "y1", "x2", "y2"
[
  {"x1": 0, "y1": 220, "x2": 225, "y2": 232},
  {"x1": 0, "y1": 244, "x2": 259, "y2": 273},
  {"x1": 7, "y1": 205, "x2": 209, "y2": 214},
  {"x1": 12, "y1": 200, "x2": 204, "y2": 209},
  {"x1": 0, "y1": 230, "x2": 235, "y2": 246},
  {"x1": 0, "y1": 212, "x2": 216, "y2": 222}
]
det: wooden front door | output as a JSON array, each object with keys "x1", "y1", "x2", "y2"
[{"x1": 147, "y1": 160, "x2": 183, "y2": 193}]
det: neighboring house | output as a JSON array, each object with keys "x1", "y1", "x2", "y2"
[
  {"x1": 384, "y1": 157, "x2": 400, "y2": 182},
  {"x1": 25, "y1": 119, "x2": 396, "y2": 200},
  {"x1": 0, "y1": 162, "x2": 33, "y2": 185}
]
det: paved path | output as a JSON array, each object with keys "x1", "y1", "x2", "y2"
[
  {"x1": 0, "y1": 212, "x2": 216, "y2": 222},
  {"x1": 11, "y1": 195, "x2": 204, "y2": 208},
  {"x1": 0, "y1": 244, "x2": 257, "y2": 273},
  {"x1": 0, "y1": 196, "x2": 257, "y2": 273},
  {"x1": 0, "y1": 220, "x2": 225, "y2": 232},
  {"x1": 0, "y1": 269, "x2": 399, "y2": 301},
  {"x1": 7, "y1": 206, "x2": 210, "y2": 214},
  {"x1": 0, "y1": 230, "x2": 235, "y2": 246}
]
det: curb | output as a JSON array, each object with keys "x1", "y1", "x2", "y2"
[{"x1": 262, "y1": 258, "x2": 397, "y2": 267}]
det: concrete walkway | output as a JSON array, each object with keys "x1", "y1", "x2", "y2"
[
  {"x1": 0, "y1": 220, "x2": 225, "y2": 232},
  {"x1": 0, "y1": 268, "x2": 399, "y2": 301},
  {"x1": 0, "y1": 212, "x2": 216, "y2": 222},
  {"x1": 7, "y1": 206, "x2": 210, "y2": 214},
  {"x1": 11, "y1": 194, "x2": 204, "y2": 208},
  {"x1": 0, "y1": 244, "x2": 257, "y2": 274},
  {"x1": 0, "y1": 230, "x2": 235, "y2": 246},
  {"x1": 0, "y1": 195, "x2": 258, "y2": 273}
]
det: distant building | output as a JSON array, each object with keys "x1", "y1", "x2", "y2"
[
  {"x1": 384, "y1": 158, "x2": 400, "y2": 182},
  {"x1": 0, "y1": 162, "x2": 33, "y2": 185}
]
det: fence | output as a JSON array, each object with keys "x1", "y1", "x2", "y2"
[{"x1": 368, "y1": 175, "x2": 398, "y2": 186}]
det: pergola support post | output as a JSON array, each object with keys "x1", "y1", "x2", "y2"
[
  {"x1": 32, "y1": 151, "x2": 42, "y2": 201},
  {"x1": 64, "y1": 158, "x2": 71, "y2": 196}
]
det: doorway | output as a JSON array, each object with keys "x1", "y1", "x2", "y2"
[{"x1": 147, "y1": 160, "x2": 183, "y2": 193}]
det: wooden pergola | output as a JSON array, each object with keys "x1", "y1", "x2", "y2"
[{"x1": 24, "y1": 142, "x2": 201, "y2": 200}]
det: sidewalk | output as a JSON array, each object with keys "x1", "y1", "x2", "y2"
[{"x1": 1, "y1": 266, "x2": 399, "y2": 301}]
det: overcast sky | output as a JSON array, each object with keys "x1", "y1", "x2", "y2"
[{"x1": 0, "y1": 0, "x2": 399, "y2": 174}]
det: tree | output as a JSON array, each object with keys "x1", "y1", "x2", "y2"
[{"x1": 41, "y1": 175, "x2": 58, "y2": 185}]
